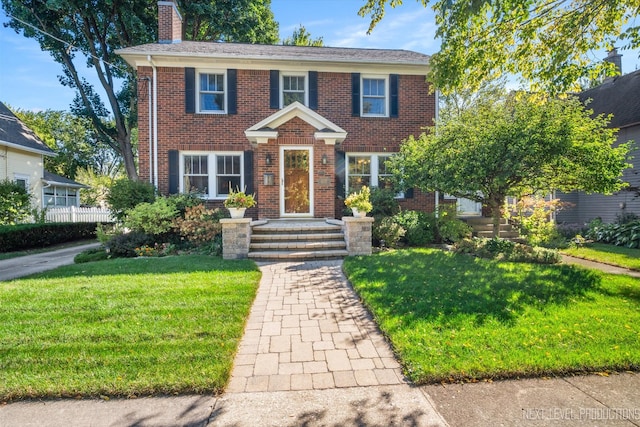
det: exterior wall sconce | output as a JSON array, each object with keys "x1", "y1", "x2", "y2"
[
  {"x1": 265, "y1": 153, "x2": 272, "y2": 166},
  {"x1": 322, "y1": 154, "x2": 328, "y2": 165}
]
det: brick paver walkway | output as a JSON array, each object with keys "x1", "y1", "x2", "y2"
[{"x1": 226, "y1": 260, "x2": 406, "y2": 393}]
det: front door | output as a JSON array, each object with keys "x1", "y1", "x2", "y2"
[{"x1": 280, "y1": 147, "x2": 313, "y2": 217}]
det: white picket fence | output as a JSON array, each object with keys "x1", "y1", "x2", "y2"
[{"x1": 45, "y1": 206, "x2": 114, "y2": 223}]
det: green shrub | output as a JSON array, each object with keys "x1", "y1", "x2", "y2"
[
  {"x1": 173, "y1": 205, "x2": 222, "y2": 246},
  {"x1": 107, "y1": 179, "x2": 156, "y2": 221},
  {"x1": 393, "y1": 210, "x2": 437, "y2": 246},
  {"x1": 166, "y1": 193, "x2": 204, "y2": 217},
  {"x1": 586, "y1": 220, "x2": 640, "y2": 248},
  {"x1": 453, "y1": 237, "x2": 560, "y2": 264},
  {"x1": 0, "y1": 179, "x2": 32, "y2": 225},
  {"x1": 370, "y1": 187, "x2": 400, "y2": 218},
  {"x1": 0, "y1": 223, "x2": 97, "y2": 252},
  {"x1": 373, "y1": 216, "x2": 405, "y2": 248},
  {"x1": 124, "y1": 197, "x2": 178, "y2": 235},
  {"x1": 106, "y1": 231, "x2": 156, "y2": 258},
  {"x1": 436, "y1": 205, "x2": 473, "y2": 243},
  {"x1": 75, "y1": 247, "x2": 109, "y2": 263}
]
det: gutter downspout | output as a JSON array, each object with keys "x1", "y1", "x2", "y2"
[
  {"x1": 138, "y1": 76, "x2": 152, "y2": 184},
  {"x1": 148, "y1": 55, "x2": 159, "y2": 189}
]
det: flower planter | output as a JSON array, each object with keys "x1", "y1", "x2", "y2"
[
  {"x1": 228, "y1": 207, "x2": 247, "y2": 219},
  {"x1": 351, "y1": 207, "x2": 367, "y2": 218}
]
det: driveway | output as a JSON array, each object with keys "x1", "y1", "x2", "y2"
[{"x1": 0, "y1": 242, "x2": 100, "y2": 281}]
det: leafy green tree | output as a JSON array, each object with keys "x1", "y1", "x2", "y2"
[
  {"x1": 359, "y1": 0, "x2": 639, "y2": 94},
  {"x1": 282, "y1": 25, "x2": 323, "y2": 46},
  {"x1": 12, "y1": 108, "x2": 119, "y2": 180},
  {"x1": 389, "y1": 93, "x2": 632, "y2": 236},
  {"x1": 2, "y1": 0, "x2": 279, "y2": 180},
  {"x1": 0, "y1": 180, "x2": 32, "y2": 225},
  {"x1": 106, "y1": 179, "x2": 156, "y2": 221},
  {"x1": 181, "y1": 0, "x2": 279, "y2": 43}
]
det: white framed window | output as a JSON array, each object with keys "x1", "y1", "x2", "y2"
[
  {"x1": 14, "y1": 173, "x2": 29, "y2": 190},
  {"x1": 281, "y1": 72, "x2": 307, "y2": 107},
  {"x1": 198, "y1": 71, "x2": 226, "y2": 113},
  {"x1": 180, "y1": 152, "x2": 243, "y2": 199},
  {"x1": 44, "y1": 186, "x2": 78, "y2": 207},
  {"x1": 361, "y1": 75, "x2": 388, "y2": 117},
  {"x1": 346, "y1": 153, "x2": 403, "y2": 197}
]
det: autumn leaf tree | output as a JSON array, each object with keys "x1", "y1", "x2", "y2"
[{"x1": 389, "y1": 93, "x2": 632, "y2": 237}]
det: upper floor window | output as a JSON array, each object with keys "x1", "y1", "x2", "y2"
[
  {"x1": 282, "y1": 73, "x2": 307, "y2": 107},
  {"x1": 199, "y1": 72, "x2": 226, "y2": 113},
  {"x1": 362, "y1": 76, "x2": 387, "y2": 117},
  {"x1": 181, "y1": 152, "x2": 243, "y2": 199}
]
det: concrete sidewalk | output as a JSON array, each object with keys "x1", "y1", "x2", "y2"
[{"x1": 0, "y1": 242, "x2": 100, "y2": 281}]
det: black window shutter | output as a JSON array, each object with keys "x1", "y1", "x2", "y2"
[
  {"x1": 168, "y1": 150, "x2": 179, "y2": 194},
  {"x1": 404, "y1": 188, "x2": 414, "y2": 199},
  {"x1": 185, "y1": 68, "x2": 195, "y2": 114},
  {"x1": 351, "y1": 73, "x2": 360, "y2": 116},
  {"x1": 227, "y1": 69, "x2": 237, "y2": 114},
  {"x1": 270, "y1": 70, "x2": 279, "y2": 109},
  {"x1": 335, "y1": 150, "x2": 346, "y2": 198},
  {"x1": 244, "y1": 150, "x2": 254, "y2": 195},
  {"x1": 390, "y1": 74, "x2": 399, "y2": 118},
  {"x1": 308, "y1": 71, "x2": 318, "y2": 110}
]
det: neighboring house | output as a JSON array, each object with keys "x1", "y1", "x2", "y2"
[
  {"x1": 116, "y1": 0, "x2": 445, "y2": 220},
  {"x1": 556, "y1": 57, "x2": 640, "y2": 224},
  {"x1": 0, "y1": 102, "x2": 84, "y2": 209}
]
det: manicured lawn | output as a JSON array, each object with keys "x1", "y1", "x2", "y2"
[
  {"x1": 343, "y1": 249, "x2": 640, "y2": 384},
  {"x1": 0, "y1": 256, "x2": 261, "y2": 401},
  {"x1": 562, "y1": 243, "x2": 640, "y2": 271}
]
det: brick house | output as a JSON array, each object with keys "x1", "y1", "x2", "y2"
[{"x1": 117, "y1": 0, "x2": 439, "y2": 221}]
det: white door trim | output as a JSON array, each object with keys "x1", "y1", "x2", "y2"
[{"x1": 279, "y1": 146, "x2": 314, "y2": 217}]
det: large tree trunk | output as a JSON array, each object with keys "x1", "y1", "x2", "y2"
[{"x1": 489, "y1": 195, "x2": 504, "y2": 238}]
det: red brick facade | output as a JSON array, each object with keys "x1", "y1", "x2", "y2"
[{"x1": 136, "y1": 65, "x2": 437, "y2": 220}]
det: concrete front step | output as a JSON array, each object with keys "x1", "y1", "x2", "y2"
[
  {"x1": 250, "y1": 241, "x2": 347, "y2": 250},
  {"x1": 463, "y1": 217, "x2": 509, "y2": 226},
  {"x1": 249, "y1": 219, "x2": 349, "y2": 261},
  {"x1": 251, "y1": 232, "x2": 345, "y2": 241},
  {"x1": 475, "y1": 231, "x2": 520, "y2": 239},
  {"x1": 470, "y1": 224, "x2": 514, "y2": 232},
  {"x1": 252, "y1": 223, "x2": 342, "y2": 234},
  {"x1": 248, "y1": 249, "x2": 349, "y2": 261}
]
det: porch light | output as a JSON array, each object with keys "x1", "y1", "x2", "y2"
[
  {"x1": 322, "y1": 154, "x2": 328, "y2": 165},
  {"x1": 266, "y1": 153, "x2": 272, "y2": 165}
]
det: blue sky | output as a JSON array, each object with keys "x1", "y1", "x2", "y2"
[{"x1": 0, "y1": 0, "x2": 638, "y2": 113}]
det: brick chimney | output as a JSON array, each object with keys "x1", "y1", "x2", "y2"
[
  {"x1": 604, "y1": 48, "x2": 622, "y2": 76},
  {"x1": 158, "y1": 1, "x2": 182, "y2": 44}
]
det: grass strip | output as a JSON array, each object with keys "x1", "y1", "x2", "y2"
[
  {"x1": 0, "y1": 255, "x2": 260, "y2": 401},
  {"x1": 344, "y1": 248, "x2": 640, "y2": 384},
  {"x1": 562, "y1": 243, "x2": 640, "y2": 271}
]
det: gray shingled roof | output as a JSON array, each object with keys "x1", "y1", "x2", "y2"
[
  {"x1": 0, "y1": 102, "x2": 55, "y2": 155},
  {"x1": 579, "y1": 69, "x2": 640, "y2": 128},
  {"x1": 43, "y1": 170, "x2": 87, "y2": 188},
  {"x1": 117, "y1": 41, "x2": 430, "y2": 65}
]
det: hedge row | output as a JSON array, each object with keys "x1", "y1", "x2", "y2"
[{"x1": 0, "y1": 223, "x2": 98, "y2": 253}]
